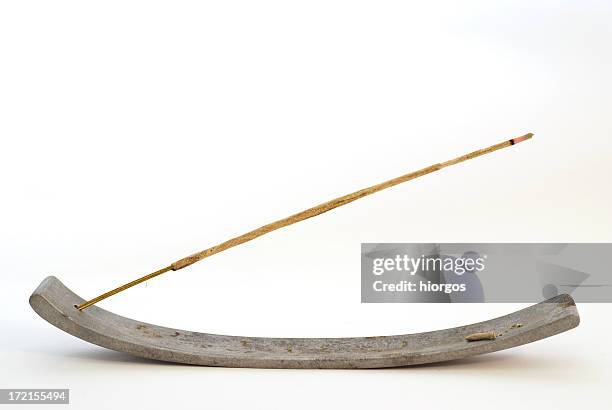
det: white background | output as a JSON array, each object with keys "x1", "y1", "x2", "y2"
[{"x1": 1, "y1": 1, "x2": 611, "y2": 409}]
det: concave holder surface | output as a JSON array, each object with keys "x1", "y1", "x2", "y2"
[{"x1": 30, "y1": 276, "x2": 579, "y2": 369}]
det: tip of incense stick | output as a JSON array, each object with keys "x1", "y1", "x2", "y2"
[{"x1": 510, "y1": 133, "x2": 533, "y2": 145}]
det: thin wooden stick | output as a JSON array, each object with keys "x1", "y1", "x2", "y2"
[{"x1": 77, "y1": 133, "x2": 533, "y2": 310}]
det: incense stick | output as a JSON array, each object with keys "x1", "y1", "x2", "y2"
[{"x1": 77, "y1": 133, "x2": 533, "y2": 310}]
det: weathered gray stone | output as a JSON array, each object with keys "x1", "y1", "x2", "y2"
[{"x1": 29, "y1": 276, "x2": 579, "y2": 368}]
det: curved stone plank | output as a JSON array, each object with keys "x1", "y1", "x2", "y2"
[{"x1": 29, "y1": 276, "x2": 579, "y2": 369}]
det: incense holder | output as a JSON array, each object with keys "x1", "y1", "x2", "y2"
[{"x1": 30, "y1": 276, "x2": 579, "y2": 369}]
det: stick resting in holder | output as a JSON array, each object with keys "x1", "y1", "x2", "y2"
[
  {"x1": 30, "y1": 277, "x2": 579, "y2": 368},
  {"x1": 74, "y1": 133, "x2": 535, "y2": 310},
  {"x1": 29, "y1": 133, "x2": 576, "y2": 368}
]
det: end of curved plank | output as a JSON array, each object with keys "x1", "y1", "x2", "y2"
[{"x1": 29, "y1": 276, "x2": 579, "y2": 369}]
